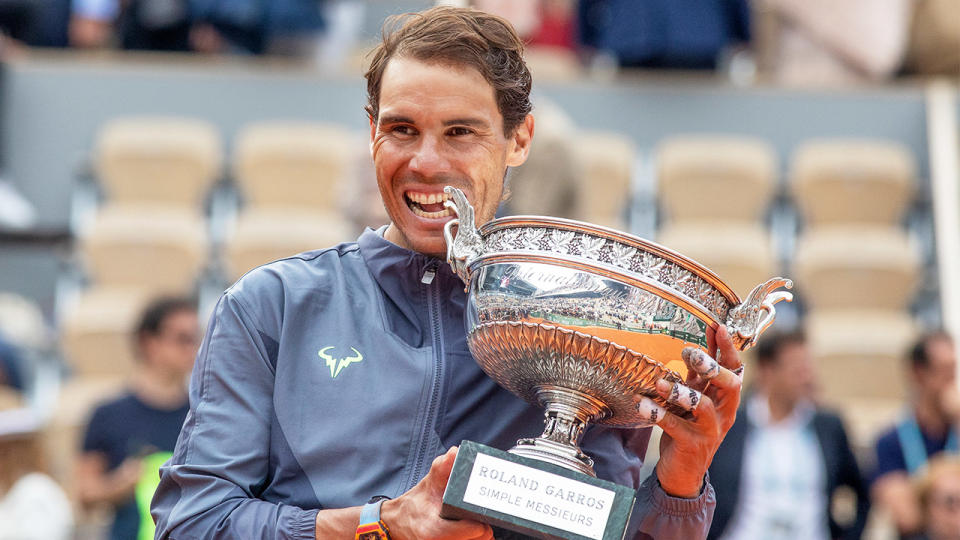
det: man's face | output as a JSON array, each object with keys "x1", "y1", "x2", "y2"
[
  {"x1": 914, "y1": 337, "x2": 957, "y2": 411},
  {"x1": 762, "y1": 342, "x2": 816, "y2": 405},
  {"x1": 370, "y1": 56, "x2": 533, "y2": 257},
  {"x1": 143, "y1": 309, "x2": 200, "y2": 379},
  {"x1": 926, "y1": 470, "x2": 960, "y2": 540}
]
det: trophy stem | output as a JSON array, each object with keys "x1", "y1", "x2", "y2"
[{"x1": 508, "y1": 386, "x2": 609, "y2": 477}]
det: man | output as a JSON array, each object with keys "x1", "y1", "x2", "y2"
[
  {"x1": 707, "y1": 332, "x2": 869, "y2": 540},
  {"x1": 873, "y1": 331, "x2": 959, "y2": 537},
  {"x1": 152, "y1": 7, "x2": 743, "y2": 539},
  {"x1": 77, "y1": 296, "x2": 199, "y2": 540}
]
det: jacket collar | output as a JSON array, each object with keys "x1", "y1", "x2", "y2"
[{"x1": 357, "y1": 226, "x2": 465, "y2": 346}]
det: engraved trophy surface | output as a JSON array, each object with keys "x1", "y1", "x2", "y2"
[
  {"x1": 443, "y1": 186, "x2": 793, "y2": 477},
  {"x1": 440, "y1": 186, "x2": 792, "y2": 539}
]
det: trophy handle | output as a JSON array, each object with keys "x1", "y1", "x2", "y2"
[
  {"x1": 725, "y1": 277, "x2": 794, "y2": 351},
  {"x1": 443, "y1": 186, "x2": 485, "y2": 286}
]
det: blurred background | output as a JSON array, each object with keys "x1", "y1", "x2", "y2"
[{"x1": 0, "y1": 0, "x2": 957, "y2": 539}]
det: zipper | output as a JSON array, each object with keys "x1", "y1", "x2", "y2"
[{"x1": 410, "y1": 260, "x2": 445, "y2": 484}]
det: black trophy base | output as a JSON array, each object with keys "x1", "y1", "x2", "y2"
[{"x1": 441, "y1": 441, "x2": 636, "y2": 540}]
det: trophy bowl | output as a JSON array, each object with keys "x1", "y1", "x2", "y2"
[{"x1": 443, "y1": 187, "x2": 793, "y2": 478}]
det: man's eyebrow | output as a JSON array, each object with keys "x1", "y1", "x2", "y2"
[
  {"x1": 443, "y1": 118, "x2": 490, "y2": 128},
  {"x1": 378, "y1": 115, "x2": 415, "y2": 125}
]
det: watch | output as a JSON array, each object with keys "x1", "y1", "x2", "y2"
[{"x1": 355, "y1": 496, "x2": 391, "y2": 540}]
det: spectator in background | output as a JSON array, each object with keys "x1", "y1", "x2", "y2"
[
  {"x1": 578, "y1": 0, "x2": 751, "y2": 69},
  {"x1": 0, "y1": 408, "x2": 73, "y2": 540},
  {"x1": 873, "y1": 331, "x2": 959, "y2": 538},
  {"x1": 708, "y1": 332, "x2": 869, "y2": 540},
  {"x1": 70, "y1": 0, "x2": 192, "y2": 50},
  {"x1": 915, "y1": 456, "x2": 960, "y2": 540},
  {"x1": 753, "y1": 0, "x2": 912, "y2": 86},
  {"x1": 0, "y1": 333, "x2": 24, "y2": 392},
  {"x1": 188, "y1": 0, "x2": 325, "y2": 55},
  {"x1": 75, "y1": 296, "x2": 198, "y2": 540}
]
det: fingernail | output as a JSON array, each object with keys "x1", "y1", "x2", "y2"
[
  {"x1": 655, "y1": 379, "x2": 671, "y2": 395},
  {"x1": 681, "y1": 347, "x2": 695, "y2": 362},
  {"x1": 636, "y1": 397, "x2": 665, "y2": 424},
  {"x1": 718, "y1": 325, "x2": 728, "y2": 338}
]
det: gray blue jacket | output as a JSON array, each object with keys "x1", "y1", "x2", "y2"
[{"x1": 152, "y1": 228, "x2": 715, "y2": 539}]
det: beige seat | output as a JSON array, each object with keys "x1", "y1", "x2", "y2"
[
  {"x1": 233, "y1": 122, "x2": 358, "y2": 212},
  {"x1": 0, "y1": 386, "x2": 23, "y2": 410},
  {"x1": 831, "y1": 397, "x2": 903, "y2": 453},
  {"x1": 224, "y1": 210, "x2": 354, "y2": 281},
  {"x1": 791, "y1": 139, "x2": 915, "y2": 225},
  {"x1": 657, "y1": 136, "x2": 777, "y2": 224},
  {"x1": 523, "y1": 46, "x2": 583, "y2": 82},
  {"x1": 80, "y1": 205, "x2": 207, "y2": 294},
  {"x1": 657, "y1": 221, "x2": 777, "y2": 299},
  {"x1": 59, "y1": 288, "x2": 151, "y2": 378},
  {"x1": 794, "y1": 225, "x2": 920, "y2": 311},
  {"x1": 94, "y1": 117, "x2": 221, "y2": 208},
  {"x1": 44, "y1": 377, "x2": 126, "y2": 496},
  {"x1": 573, "y1": 131, "x2": 635, "y2": 229},
  {"x1": 506, "y1": 100, "x2": 579, "y2": 218},
  {"x1": 806, "y1": 309, "x2": 917, "y2": 401}
]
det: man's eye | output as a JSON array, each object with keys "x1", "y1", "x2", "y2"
[
  {"x1": 391, "y1": 125, "x2": 416, "y2": 136},
  {"x1": 448, "y1": 127, "x2": 473, "y2": 136}
]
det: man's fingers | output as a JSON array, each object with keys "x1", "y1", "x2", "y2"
[
  {"x1": 636, "y1": 396, "x2": 667, "y2": 425},
  {"x1": 655, "y1": 379, "x2": 703, "y2": 413},
  {"x1": 682, "y1": 347, "x2": 719, "y2": 380},
  {"x1": 715, "y1": 325, "x2": 741, "y2": 371},
  {"x1": 428, "y1": 446, "x2": 459, "y2": 486}
]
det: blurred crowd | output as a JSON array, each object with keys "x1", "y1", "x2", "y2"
[
  {"x1": 2, "y1": 301, "x2": 958, "y2": 539},
  {"x1": 0, "y1": 0, "x2": 955, "y2": 82},
  {"x1": 0, "y1": 1, "x2": 957, "y2": 540}
]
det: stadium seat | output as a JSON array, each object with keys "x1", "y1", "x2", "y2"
[
  {"x1": 94, "y1": 117, "x2": 222, "y2": 208},
  {"x1": 0, "y1": 387, "x2": 22, "y2": 410},
  {"x1": 80, "y1": 205, "x2": 207, "y2": 294},
  {"x1": 523, "y1": 46, "x2": 583, "y2": 82},
  {"x1": 794, "y1": 225, "x2": 920, "y2": 311},
  {"x1": 656, "y1": 221, "x2": 777, "y2": 299},
  {"x1": 44, "y1": 377, "x2": 125, "y2": 495},
  {"x1": 657, "y1": 135, "x2": 777, "y2": 224},
  {"x1": 806, "y1": 309, "x2": 917, "y2": 401},
  {"x1": 59, "y1": 288, "x2": 150, "y2": 378},
  {"x1": 573, "y1": 130, "x2": 635, "y2": 228},
  {"x1": 223, "y1": 209, "x2": 354, "y2": 281},
  {"x1": 506, "y1": 100, "x2": 579, "y2": 218},
  {"x1": 791, "y1": 139, "x2": 915, "y2": 225},
  {"x1": 233, "y1": 122, "x2": 359, "y2": 211}
]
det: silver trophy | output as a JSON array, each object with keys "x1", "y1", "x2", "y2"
[{"x1": 442, "y1": 186, "x2": 793, "y2": 477}]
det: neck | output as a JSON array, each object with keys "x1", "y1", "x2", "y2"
[
  {"x1": 766, "y1": 393, "x2": 797, "y2": 423},
  {"x1": 132, "y1": 367, "x2": 187, "y2": 410},
  {"x1": 914, "y1": 397, "x2": 949, "y2": 436}
]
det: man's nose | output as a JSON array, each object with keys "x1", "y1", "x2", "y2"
[{"x1": 408, "y1": 135, "x2": 451, "y2": 177}]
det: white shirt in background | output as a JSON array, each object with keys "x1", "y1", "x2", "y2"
[
  {"x1": 721, "y1": 394, "x2": 829, "y2": 540},
  {"x1": 0, "y1": 473, "x2": 74, "y2": 540}
]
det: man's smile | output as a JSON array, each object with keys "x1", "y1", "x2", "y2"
[{"x1": 404, "y1": 189, "x2": 455, "y2": 219}]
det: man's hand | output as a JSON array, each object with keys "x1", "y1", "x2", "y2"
[
  {"x1": 640, "y1": 325, "x2": 743, "y2": 498},
  {"x1": 381, "y1": 447, "x2": 493, "y2": 540}
]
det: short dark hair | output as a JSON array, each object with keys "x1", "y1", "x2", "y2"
[
  {"x1": 135, "y1": 296, "x2": 196, "y2": 345},
  {"x1": 909, "y1": 330, "x2": 953, "y2": 369},
  {"x1": 755, "y1": 331, "x2": 807, "y2": 368},
  {"x1": 364, "y1": 6, "x2": 533, "y2": 136}
]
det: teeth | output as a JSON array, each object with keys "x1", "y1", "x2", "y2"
[
  {"x1": 406, "y1": 191, "x2": 453, "y2": 204},
  {"x1": 411, "y1": 205, "x2": 454, "y2": 219}
]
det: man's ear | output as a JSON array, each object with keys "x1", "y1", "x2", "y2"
[
  {"x1": 505, "y1": 114, "x2": 535, "y2": 168},
  {"x1": 368, "y1": 115, "x2": 376, "y2": 158}
]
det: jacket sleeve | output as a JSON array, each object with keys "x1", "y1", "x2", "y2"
[
  {"x1": 583, "y1": 428, "x2": 716, "y2": 539},
  {"x1": 151, "y1": 290, "x2": 319, "y2": 540},
  {"x1": 834, "y1": 417, "x2": 870, "y2": 540},
  {"x1": 633, "y1": 473, "x2": 716, "y2": 540}
]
